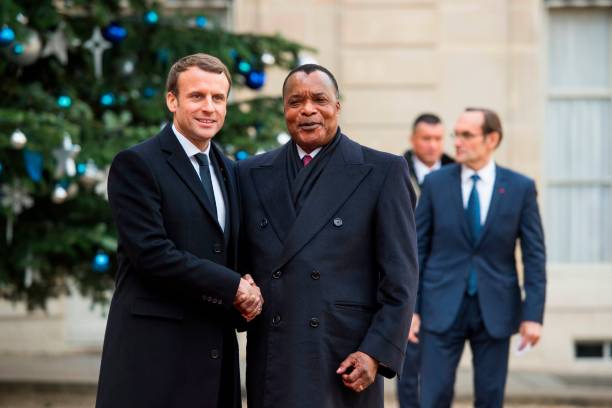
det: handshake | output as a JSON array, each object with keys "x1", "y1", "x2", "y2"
[{"x1": 233, "y1": 274, "x2": 264, "y2": 322}]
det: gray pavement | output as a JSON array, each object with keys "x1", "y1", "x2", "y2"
[{"x1": 1, "y1": 353, "x2": 611, "y2": 407}]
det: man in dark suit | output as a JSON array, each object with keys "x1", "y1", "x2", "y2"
[
  {"x1": 398, "y1": 113, "x2": 454, "y2": 408},
  {"x1": 416, "y1": 108, "x2": 546, "y2": 407},
  {"x1": 96, "y1": 54, "x2": 263, "y2": 408},
  {"x1": 237, "y1": 64, "x2": 418, "y2": 408}
]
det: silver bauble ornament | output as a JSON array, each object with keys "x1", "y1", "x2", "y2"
[
  {"x1": 10, "y1": 129, "x2": 27, "y2": 149},
  {"x1": 51, "y1": 185, "x2": 68, "y2": 204},
  {"x1": 7, "y1": 30, "x2": 42, "y2": 66}
]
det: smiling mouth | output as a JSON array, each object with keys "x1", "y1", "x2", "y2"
[
  {"x1": 298, "y1": 122, "x2": 321, "y2": 130},
  {"x1": 196, "y1": 118, "x2": 216, "y2": 125}
]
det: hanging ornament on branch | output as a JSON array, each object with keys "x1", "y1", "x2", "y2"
[
  {"x1": 102, "y1": 22, "x2": 127, "y2": 44},
  {"x1": 83, "y1": 27, "x2": 111, "y2": 79},
  {"x1": 23, "y1": 150, "x2": 43, "y2": 182},
  {"x1": 52, "y1": 133, "x2": 81, "y2": 178},
  {"x1": 41, "y1": 23, "x2": 69, "y2": 65},
  {"x1": 1, "y1": 181, "x2": 34, "y2": 244},
  {"x1": 0, "y1": 25, "x2": 16, "y2": 47},
  {"x1": 10, "y1": 129, "x2": 27, "y2": 149},
  {"x1": 7, "y1": 29, "x2": 42, "y2": 66}
]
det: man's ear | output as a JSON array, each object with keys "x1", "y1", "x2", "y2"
[
  {"x1": 487, "y1": 131, "x2": 501, "y2": 149},
  {"x1": 166, "y1": 91, "x2": 177, "y2": 113}
]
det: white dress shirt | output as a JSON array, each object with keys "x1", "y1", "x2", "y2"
[
  {"x1": 296, "y1": 144, "x2": 322, "y2": 160},
  {"x1": 413, "y1": 155, "x2": 442, "y2": 185},
  {"x1": 461, "y1": 160, "x2": 496, "y2": 225},
  {"x1": 172, "y1": 125, "x2": 226, "y2": 231}
]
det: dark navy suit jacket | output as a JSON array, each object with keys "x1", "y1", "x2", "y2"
[{"x1": 415, "y1": 163, "x2": 546, "y2": 339}]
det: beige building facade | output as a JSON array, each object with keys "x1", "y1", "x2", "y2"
[{"x1": 1, "y1": 0, "x2": 611, "y2": 379}]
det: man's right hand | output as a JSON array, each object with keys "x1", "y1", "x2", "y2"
[
  {"x1": 233, "y1": 274, "x2": 263, "y2": 321},
  {"x1": 407, "y1": 314, "x2": 420, "y2": 343}
]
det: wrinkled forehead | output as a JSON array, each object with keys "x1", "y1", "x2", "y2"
[{"x1": 284, "y1": 71, "x2": 336, "y2": 98}]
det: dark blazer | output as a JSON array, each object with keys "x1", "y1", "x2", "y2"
[
  {"x1": 96, "y1": 125, "x2": 242, "y2": 408},
  {"x1": 416, "y1": 163, "x2": 546, "y2": 338},
  {"x1": 403, "y1": 150, "x2": 454, "y2": 197},
  {"x1": 237, "y1": 133, "x2": 418, "y2": 408}
]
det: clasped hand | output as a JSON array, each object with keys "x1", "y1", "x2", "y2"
[{"x1": 233, "y1": 274, "x2": 263, "y2": 321}]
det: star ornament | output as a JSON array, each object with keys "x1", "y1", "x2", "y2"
[
  {"x1": 83, "y1": 26, "x2": 111, "y2": 78},
  {"x1": 53, "y1": 133, "x2": 81, "y2": 178},
  {"x1": 42, "y1": 24, "x2": 69, "y2": 65}
]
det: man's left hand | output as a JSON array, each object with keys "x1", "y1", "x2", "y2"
[
  {"x1": 336, "y1": 351, "x2": 378, "y2": 393},
  {"x1": 519, "y1": 321, "x2": 542, "y2": 349}
]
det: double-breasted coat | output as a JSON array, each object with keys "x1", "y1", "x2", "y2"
[
  {"x1": 96, "y1": 125, "x2": 242, "y2": 408},
  {"x1": 237, "y1": 133, "x2": 419, "y2": 408}
]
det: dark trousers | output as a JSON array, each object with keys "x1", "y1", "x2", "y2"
[
  {"x1": 420, "y1": 295, "x2": 510, "y2": 408},
  {"x1": 397, "y1": 340, "x2": 421, "y2": 407}
]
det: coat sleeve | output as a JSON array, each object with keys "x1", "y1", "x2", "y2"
[
  {"x1": 358, "y1": 156, "x2": 418, "y2": 378},
  {"x1": 518, "y1": 179, "x2": 547, "y2": 323},
  {"x1": 414, "y1": 176, "x2": 435, "y2": 315},
  {"x1": 108, "y1": 149, "x2": 241, "y2": 305}
]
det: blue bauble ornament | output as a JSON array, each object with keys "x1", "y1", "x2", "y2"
[
  {"x1": 0, "y1": 25, "x2": 15, "y2": 47},
  {"x1": 23, "y1": 149, "x2": 43, "y2": 182},
  {"x1": 103, "y1": 22, "x2": 127, "y2": 43},
  {"x1": 195, "y1": 16, "x2": 208, "y2": 28},
  {"x1": 57, "y1": 95, "x2": 72, "y2": 108},
  {"x1": 12, "y1": 42, "x2": 24, "y2": 55},
  {"x1": 0, "y1": 162, "x2": 3, "y2": 175},
  {"x1": 100, "y1": 92, "x2": 115, "y2": 106},
  {"x1": 237, "y1": 60, "x2": 251, "y2": 74},
  {"x1": 92, "y1": 251, "x2": 110, "y2": 273},
  {"x1": 229, "y1": 49, "x2": 238, "y2": 60},
  {"x1": 76, "y1": 162, "x2": 87, "y2": 175},
  {"x1": 142, "y1": 87, "x2": 156, "y2": 98},
  {"x1": 157, "y1": 48, "x2": 170, "y2": 64},
  {"x1": 235, "y1": 150, "x2": 249, "y2": 161},
  {"x1": 144, "y1": 10, "x2": 159, "y2": 25},
  {"x1": 246, "y1": 70, "x2": 266, "y2": 90}
]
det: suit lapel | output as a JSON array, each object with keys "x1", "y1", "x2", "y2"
[
  {"x1": 250, "y1": 144, "x2": 296, "y2": 243},
  {"x1": 272, "y1": 135, "x2": 372, "y2": 271},
  {"x1": 159, "y1": 125, "x2": 223, "y2": 233},
  {"x1": 475, "y1": 166, "x2": 506, "y2": 248},
  {"x1": 452, "y1": 166, "x2": 471, "y2": 243}
]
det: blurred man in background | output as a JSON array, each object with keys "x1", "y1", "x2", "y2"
[{"x1": 398, "y1": 113, "x2": 453, "y2": 407}]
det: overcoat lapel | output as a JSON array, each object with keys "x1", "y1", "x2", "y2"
[
  {"x1": 474, "y1": 166, "x2": 506, "y2": 248},
  {"x1": 158, "y1": 125, "x2": 223, "y2": 234},
  {"x1": 272, "y1": 135, "x2": 372, "y2": 271},
  {"x1": 250, "y1": 144, "x2": 296, "y2": 243}
]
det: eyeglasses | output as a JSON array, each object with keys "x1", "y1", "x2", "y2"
[{"x1": 450, "y1": 131, "x2": 485, "y2": 141}]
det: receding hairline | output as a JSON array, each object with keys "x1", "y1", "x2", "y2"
[{"x1": 282, "y1": 64, "x2": 340, "y2": 99}]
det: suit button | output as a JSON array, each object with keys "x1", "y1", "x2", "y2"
[
  {"x1": 333, "y1": 217, "x2": 343, "y2": 227},
  {"x1": 210, "y1": 349, "x2": 219, "y2": 359},
  {"x1": 213, "y1": 243, "x2": 223, "y2": 254},
  {"x1": 272, "y1": 270, "x2": 282, "y2": 279},
  {"x1": 311, "y1": 271, "x2": 320, "y2": 280},
  {"x1": 309, "y1": 318, "x2": 320, "y2": 328},
  {"x1": 259, "y1": 218, "x2": 268, "y2": 228},
  {"x1": 272, "y1": 315, "x2": 281, "y2": 326}
]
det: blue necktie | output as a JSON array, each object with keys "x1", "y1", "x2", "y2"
[
  {"x1": 194, "y1": 153, "x2": 217, "y2": 214},
  {"x1": 466, "y1": 174, "x2": 481, "y2": 296}
]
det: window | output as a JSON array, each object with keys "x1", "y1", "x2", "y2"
[
  {"x1": 574, "y1": 340, "x2": 612, "y2": 360},
  {"x1": 546, "y1": 8, "x2": 612, "y2": 263}
]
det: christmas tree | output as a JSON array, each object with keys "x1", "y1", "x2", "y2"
[{"x1": 0, "y1": 0, "x2": 306, "y2": 309}]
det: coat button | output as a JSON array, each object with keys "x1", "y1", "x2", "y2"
[
  {"x1": 210, "y1": 349, "x2": 219, "y2": 359},
  {"x1": 259, "y1": 218, "x2": 268, "y2": 228},
  {"x1": 272, "y1": 270, "x2": 282, "y2": 279},
  {"x1": 213, "y1": 243, "x2": 223, "y2": 254},
  {"x1": 311, "y1": 271, "x2": 320, "y2": 280},
  {"x1": 333, "y1": 217, "x2": 343, "y2": 227},
  {"x1": 309, "y1": 318, "x2": 320, "y2": 328},
  {"x1": 272, "y1": 315, "x2": 282, "y2": 326}
]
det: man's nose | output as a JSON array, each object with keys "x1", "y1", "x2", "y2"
[
  {"x1": 200, "y1": 96, "x2": 214, "y2": 111},
  {"x1": 301, "y1": 99, "x2": 316, "y2": 115}
]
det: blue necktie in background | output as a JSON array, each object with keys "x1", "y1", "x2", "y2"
[{"x1": 466, "y1": 174, "x2": 481, "y2": 296}]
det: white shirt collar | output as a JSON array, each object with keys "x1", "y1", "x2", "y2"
[
  {"x1": 413, "y1": 155, "x2": 441, "y2": 184},
  {"x1": 172, "y1": 124, "x2": 211, "y2": 157},
  {"x1": 296, "y1": 144, "x2": 322, "y2": 160},
  {"x1": 461, "y1": 159, "x2": 496, "y2": 185}
]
